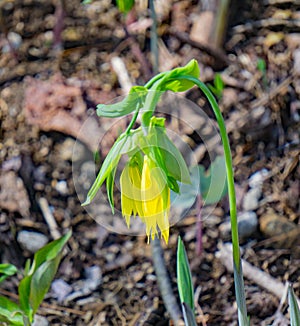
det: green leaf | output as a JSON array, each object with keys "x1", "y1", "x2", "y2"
[
  {"x1": 172, "y1": 156, "x2": 227, "y2": 210},
  {"x1": 166, "y1": 175, "x2": 180, "y2": 193},
  {"x1": 233, "y1": 264, "x2": 249, "y2": 325},
  {"x1": 155, "y1": 126, "x2": 191, "y2": 184},
  {"x1": 160, "y1": 59, "x2": 200, "y2": 92},
  {"x1": 143, "y1": 61, "x2": 200, "y2": 124},
  {"x1": 171, "y1": 166, "x2": 199, "y2": 209},
  {"x1": 0, "y1": 264, "x2": 18, "y2": 283},
  {"x1": 177, "y1": 237, "x2": 194, "y2": 311},
  {"x1": 97, "y1": 86, "x2": 147, "y2": 118},
  {"x1": 141, "y1": 89, "x2": 164, "y2": 127},
  {"x1": 82, "y1": 129, "x2": 142, "y2": 206},
  {"x1": 24, "y1": 259, "x2": 31, "y2": 276},
  {"x1": 207, "y1": 84, "x2": 217, "y2": 96},
  {"x1": 288, "y1": 284, "x2": 300, "y2": 326},
  {"x1": 30, "y1": 231, "x2": 71, "y2": 274},
  {"x1": 0, "y1": 296, "x2": 24, "y2": 326},
  {"x1": 30, "y1": 258, "x2": 60, "y2": 315},
  {"x1": 139, "y1": 121, "x2": 174, "y2": 192},
  {"x1": 106, "y1": 165, "x2": 117, "y2": 213},
  {"x1": 116, "y1": 0, "x2": 134, "y2": 13},
  {"x1": 18, "y1": 274, "x2": 33, "y2": 319},
  {"x1": 19, "y1": 232, "x2": 71, "y2": 319},
  {"x1": 82, "y1": 134, "x2": 128, "y2": 206},
  {"x1": 257, "y1": 58, "x2": 266, "y2": 73},
  {"x1": 199, "y1": 156, "x2": 227, "y2": 205},
  {"x1": 142, "y1": 117, "x2": 190, "y2": 194},
  {"x1": 215, "y1": 73, "x2": 224, "y2": 93},
  {"x1": 208, "y1": 73, "x2": 224, "y2": 99},
  {"x1": 182, "y1": 302, "x2": 197, "y2": 326}
]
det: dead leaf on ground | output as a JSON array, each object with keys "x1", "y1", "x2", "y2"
[{"x1": 23, "y1": 74, "x2": 112, "y2": 152}]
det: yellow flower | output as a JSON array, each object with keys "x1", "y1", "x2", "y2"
[
  {"x1": 141, "y1": 155, "x2": 170, "y2": 244},
  {"x1": 120, "y1": 162, "x2": 143, "y2": 228},
  {"x1": 120, "y1": 155, "x2": 170, "y2": 244}
]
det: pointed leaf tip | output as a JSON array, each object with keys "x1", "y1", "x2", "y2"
[
  {"x1": 161, "y1": 59, "x2": 200, "y2": 92},
  {"x1": 177, "y1": 237, "x2": 194, "y2": 311},
  {"x1": 288, "y1": 284, "x2": 300, "y2": 326},
  {"x1": 81, "y1": 197, "x2": 91, "y2": 206}
]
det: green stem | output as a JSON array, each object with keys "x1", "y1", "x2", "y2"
[
  {"x1": 176, "y1": 75, "x2": 248, "y2": 325},
  {"x1": 144, "y1": 71, "x2": 166, "y2": 89},
  {"x1": 125, "y1": 105, "x2": 140, "y2": 135}
]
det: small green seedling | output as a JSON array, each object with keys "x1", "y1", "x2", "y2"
[
  {"x1": 116, "y1": 0, "x2": 135, "y2": 13},
  {"x1": 177, "y1": 237, "x2": 197, "y2": 326},
  {"x1": 257, "y1": 58, "x2": 268, "y2": 89},
  {"x1": 288, "y1": 284, "x2": 300, "y2": 326},
  {"x1": 82, "y1": 0, "x2": 135, "y2": 13},
  {"x1": 208, "y1": 73, "x2": 224, "y2": 99},
  {"x1": 0, "y1": 231, "x2": 71, "y2": 326}
]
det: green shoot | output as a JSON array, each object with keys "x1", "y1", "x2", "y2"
[
  {"x1": 0, "y1": 231, "x2": 71, "y2": 325},
  {"x1": 177, "y1": 237, "x2": 197, "y2": 326},
  {"x1": 208, "y1": 73, "x2": 224, "y2": 99},
  {"x1": 257, "y1": 58, "x2": 268, "y2": 89},
  {"x1": 288, "y1": 284, "x2": 300, "y2": 326}
]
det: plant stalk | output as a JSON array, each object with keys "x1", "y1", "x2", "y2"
[{"x1": 177, "y1": 75, "x2": 248, "y2": 325}]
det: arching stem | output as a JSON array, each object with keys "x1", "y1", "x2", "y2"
[{"x1": 177, "y1": 75, "x2": 248, "y2": 325}]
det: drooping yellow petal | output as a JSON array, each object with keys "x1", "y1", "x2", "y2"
[
  {"x1": 120, "y1": 162, "x2": 144, "y2": 227},
  {"x1": 156, "y1": 188, "x2": 170, "y2": 244},
  {"x1": 128, "y1": 164, "x2": 143, "y2": 218},
  {"x1": 145, "y1": 213, "x2": 158, "y2": 243},
  {"x1": 141, "y1": 155, "x2": 170, "y2": 243},
  {"x1": 120, "y1": 164, "x2": 134, "y2": 227},
  {"x1": 120, "y1": 155, "x2": 171, "y2": 243}
]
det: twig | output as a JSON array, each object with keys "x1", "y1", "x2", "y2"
[
  {"x1": 169, "y1": 30, "x2": 231, "y2": 66},
  {"x1": 217, "y1": 243, "x2": 300, "y2": 306},
  {"x1": 233, "y1": 18, "x2": 300, "y2": 34},
  {"x1": 111, "y1": 56, "x2": 133, "y2": 94},
  {"x1": 38, "y1": 197, "x2": 61, "y2": 239},
  {"x1": 277, "y1": 282, "x2": 289, "y2": 312},
  {"x1": 149, "y1": 0, "x2": 158, "y2": 74},
  {"x1": 194, "y1": 286, "x2": 208, "y2": 326},
  {"x1": 151, "y1": 238, "x2": 183, "y2": 325},
  {"x1": 52, "y1": 0, "x2": 65, "y2": 51},
  {"x1": 129, "y1": 38, "x2": 152, "y2": 80},
  {"x1": 118, "y1": 30, "x2": 152, "y2": 81},
  {"x1": 0, "y1": 288, "x2": 85, "y2": 316},
  {"x1": 264, "y1": 0, "x2": 300, "y2": 4},
  {"x1": 250, "y1": 75, "x2": 293, "y2": 109}
]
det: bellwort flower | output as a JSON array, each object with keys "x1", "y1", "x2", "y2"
[
  {"x1": 120, "y1": 154, "x2": 170, "y2": 243},
  {"x1": 141, "y1": 155, "x2": 170, "y2": 244},
  {"x1": 120, "y1": 158, "x2": 143, "y2": 228},
  {"x1": 83, "y1": 61, "x2": 199, "y2": 244}
]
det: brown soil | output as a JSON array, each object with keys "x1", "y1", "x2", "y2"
[{"x1": 0, "y1": 0, "x2": 299, "y2": 325}]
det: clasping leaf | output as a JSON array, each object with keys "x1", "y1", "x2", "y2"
[
  {"x1": 97, "y1": 86, "x2": 147, "y2": 118},
  {"x1": 160, "y1": 59, "x2": 200, "y2": 92}
]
